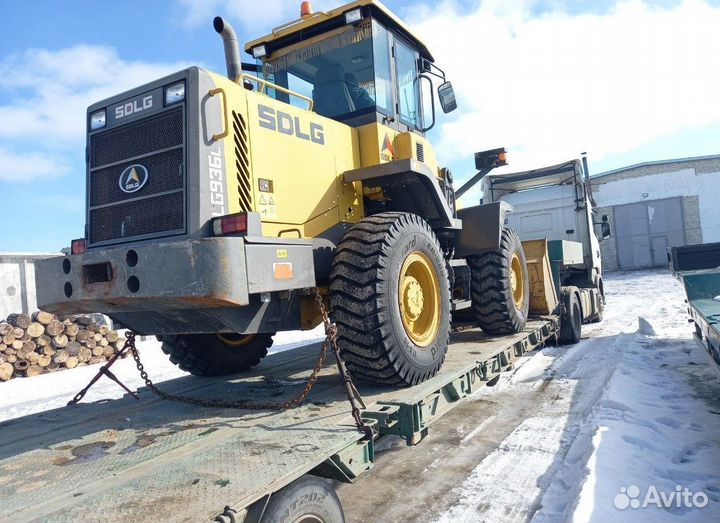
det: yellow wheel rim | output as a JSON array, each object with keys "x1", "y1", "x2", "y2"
[
  {"x1": 510, "y1": 252, "x2": 525, "y2": 310},
  {"x1": 216, "y1": 333, "x2": 256, "y2": 347},
  {"x1": 398, "y1": 251, "x2": 441, "y2": 347}
]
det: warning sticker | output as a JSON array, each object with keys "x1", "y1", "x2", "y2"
[{"x1": 258, "y1": 192, "x2": 277, "y2": 219}]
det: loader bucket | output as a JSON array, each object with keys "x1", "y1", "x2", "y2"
[{"x1": 522, "y1": 239, "x2": 559, "y2": 315}]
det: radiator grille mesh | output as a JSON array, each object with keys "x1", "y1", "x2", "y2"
[
  {"x1": 90, "y1": 108, "x2": 183, "y2": 168},
  {"x1": 88, "y1": 103, "x2": 185, "y2": 245},
  {"x1": 90, "y1": 192, "x2": 184, "y2": 243}
]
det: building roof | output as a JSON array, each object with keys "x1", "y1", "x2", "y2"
[
  {"x1": 591, "y1": 153, "x2": 720, "y2": 179},
  {"x1": 244, "y1": 0, "x2": 434, "y2": 61}
]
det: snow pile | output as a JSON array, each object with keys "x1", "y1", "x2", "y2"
[{"x1": 638, "y1": 317, "x2": 657, "y2": 336}]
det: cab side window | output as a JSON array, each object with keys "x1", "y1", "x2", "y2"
[
  {"x1": 395, "y1": 40, "x2": 419, "y2": 128},
  {"x1": 372, "y1": 20, "x2": 393, "y2": 115}
]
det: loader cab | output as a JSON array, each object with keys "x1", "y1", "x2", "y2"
[{"x1": 244, "y1": 0, "x2": 456, "y2": 134}]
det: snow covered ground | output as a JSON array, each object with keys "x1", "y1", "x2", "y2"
[
  {"x1": 1, "y1": 270, "x2": 719, "y2": 523},
  {"x1": 434, "y1": 270, "x2": 720, "y2": 523}
]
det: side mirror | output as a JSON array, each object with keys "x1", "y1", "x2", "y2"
[
  {"x1": 601, "y1": 215, "x2": 611, "y2": 239},
  {"x1": 438, "y1": 81, "x2": 457, "y2": 113}
]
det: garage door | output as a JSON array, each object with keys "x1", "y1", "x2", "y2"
[{"x1": 615, "y1": 198, "x2": 686, "y2": 269}]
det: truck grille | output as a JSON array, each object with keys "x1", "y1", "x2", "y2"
[{"x1": 88, "y1": 105, "x2": 185, "y2": 245}]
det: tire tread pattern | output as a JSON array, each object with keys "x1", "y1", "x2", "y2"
[
  {"x1": 329, "y1": 212, "x2": 450, "y2": 386},
  {"x1": 467, "y1": 227, "x2": 529, "y2": 335},
  {"x1": 160, "y1": 333, "x2": 273, "y2": 376}
]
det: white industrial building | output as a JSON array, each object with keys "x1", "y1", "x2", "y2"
[{"x1": 591, "y1": 155, "x2": 720, "y2": 271}]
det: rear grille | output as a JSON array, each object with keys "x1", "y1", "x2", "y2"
[
  {"x1": 88, "y1": 103, "x2": 186, "y2": 246},
  {"x1": 91, "y1": 108, "x2": 183, "y2": 167},
  {"x1": 90, "y1": 192, "x2": 184, "y2": 243},
  {"x1": 232, "y1": 110, "x2": 252, "y2": 212},
  {"x1": 90, "y1": 148, "x2": 183, "y2": 207}
]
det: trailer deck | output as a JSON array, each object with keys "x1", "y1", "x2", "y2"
[{"x1": 0, "y1": 319, "x2": 556, "y2": 523}]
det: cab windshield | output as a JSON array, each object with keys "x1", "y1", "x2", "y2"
[{"x1": 261, "y1": 19, "x2": 400, "y2": 123}]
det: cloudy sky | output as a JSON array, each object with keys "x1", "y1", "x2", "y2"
[{"x1": 1, "y1": 0, "x2": 719, "y2": 251}]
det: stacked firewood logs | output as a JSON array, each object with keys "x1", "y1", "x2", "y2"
[{"x1": 0, "y1": 311, "x2": 127, "y2": 381}]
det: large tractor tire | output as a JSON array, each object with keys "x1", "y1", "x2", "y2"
[
  {"x1": 329, "y1": 212, "x2": 451, "y2": 386},
  {"x1": 159, "y1": 332, "x2": 274, "y2": 376},
  {"x1": 467, "y1": 227, "x2": 529, "y2": 335}
]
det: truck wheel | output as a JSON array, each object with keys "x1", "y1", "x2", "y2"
[
  {"x1": 467, "y1": 227, "x2": 529, "y2": 335},
  {"x1": 329, "y1": 212, "x2": 451, "y2": 386},
  {"x1": 590, "y1": 300, "x2": 604, "y2": 323},
  {"x1": 590, "y1": 276, "x2": 605, "y2": 323},
  {"x1": 559, "y1": 290, "x2": 582, "y2": 344},
  {"x1": 159, "y1": 333, "x2": 273, "y2": 376},
  {"x1": 246, "y1": 476, "x2": 344, "y2": 523}
]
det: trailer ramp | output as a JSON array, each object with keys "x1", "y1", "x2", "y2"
[{"x1": 0, "y1": 320, "x2": 555, "y2": 522}]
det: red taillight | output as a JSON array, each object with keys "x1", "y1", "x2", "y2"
[
  {"x1": 213, "y1": 213, "x2": 248, "y2": 236},
  {"x1": 71, "y1": 239, "x2": 87, "y2": 254}
]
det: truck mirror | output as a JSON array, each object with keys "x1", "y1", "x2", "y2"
[
  {"x1": 601, "y1": 215, "x2": 611, "y2": 239},
  {"x1": 438, "y1": 81, "x2": 457, "y2": 113}
]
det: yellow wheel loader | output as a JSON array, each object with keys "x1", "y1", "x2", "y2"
[{"x1": 36, "y1": 0, "x2": 531, "y2": 386}]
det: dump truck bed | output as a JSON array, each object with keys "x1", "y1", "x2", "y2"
[{"x1": 0, "y1": 320, "x2": 556, "y2": 523}]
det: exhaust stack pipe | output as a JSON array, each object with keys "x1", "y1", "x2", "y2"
[
  {"x1": 581, "y1": 152, "x2": 596, "y2": 205},
  {"x1": 213, "y1": 16, "x2": 241, "y2": 81}
]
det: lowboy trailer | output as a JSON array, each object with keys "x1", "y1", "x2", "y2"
[{"x1": 0, "y1": 319, "x2": 557, "y2": 523}]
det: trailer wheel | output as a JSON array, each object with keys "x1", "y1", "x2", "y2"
[
  {"x1": 247, "y1": 476, "x2": 344, "y2": 523},
  {"x1": 329, "y1": 212, "x2": 451, "y2": 386},
  {"x1": 559, "y1": 290, "x2": 582, "y2": 344},
  {"x1": 159, "y1": 332, "x2": 273, "y2": 376},
  {"x1": 467, "y1": 227, "x2": 529, "y2": 335}
]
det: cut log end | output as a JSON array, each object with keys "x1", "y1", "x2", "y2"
[
  {"x1": 0, "y1": 362, "x2": 13, "y2": 381},
  {"x1": 45, "y1": 320, "x2": 65, "y2": 337},
  {"x1": 6, "y1": 313, "x2": 31, "y2": 329},
  {"x1": 32, "y1": 310, "x2": 56, "y2": 325}
]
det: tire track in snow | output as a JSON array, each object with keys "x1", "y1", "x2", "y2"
[{"x1": 432, "y1": 333, "x2": 630, "y2": 523}]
